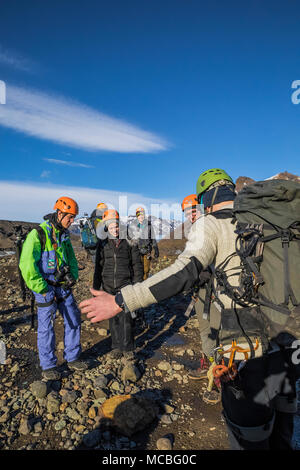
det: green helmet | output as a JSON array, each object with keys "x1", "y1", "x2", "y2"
[{"x1": 196, "y1": 168, "x2": 234, "y2": 197}]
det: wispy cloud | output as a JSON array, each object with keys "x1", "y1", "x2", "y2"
[
  {"x1": 0, "y1": 181, "x2": 179, "y2": 223},
  {"x1": 0, "y1": 84, "x2": 169, "y2": 153},
  {"x1": 0, "y1": 46, "x2": 34, "y2": 72},
  {"x1": 44, "y1": 158, "x2": 94, "y2": 169}
]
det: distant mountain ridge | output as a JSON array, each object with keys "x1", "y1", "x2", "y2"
[
  {"x1": 235, "y1": 171, "x2": 300, "y2": 192},
  {"x1": 69, "y1": 214, "x2": 183, "y2": 240}
]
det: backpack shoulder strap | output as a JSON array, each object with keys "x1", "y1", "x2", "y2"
[
  {"x1": 210, "y1": 208, "x2": 234, "y2": 220},
  {"x1": 35, "y1": 225, "x2": 46, "y2": 251}
]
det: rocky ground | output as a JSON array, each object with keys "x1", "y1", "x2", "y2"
[{"x1": 0, "y1": 247, "x2": 231, "y2": 451}]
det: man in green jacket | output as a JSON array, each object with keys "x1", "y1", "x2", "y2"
[{"x1": 19, "y1": 196, "x2": 87, "y2": 380}]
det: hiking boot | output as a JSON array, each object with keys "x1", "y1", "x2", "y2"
[
  {"x1": 67, "y1": 359, "x2": 88, "y2": 371},
  {"x1": 121, "y1": 351, "x2": 135, "y2": 363},
  {"x1": 42, "y1": 367, "x2": 61, "y2": 381},
  {"x1": 187, "y1": 354, "x2": 209, "y2": 380},
  {"x1": 107, "y1": 349, "x2": 123, "y2": 360},
  {"x1": 202, "y1": 389, "x2": 221, "y2": 405}
]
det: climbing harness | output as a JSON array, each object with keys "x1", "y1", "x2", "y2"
[{"x1": 212, "y1": 338, "x2": 260, "y2": 382}]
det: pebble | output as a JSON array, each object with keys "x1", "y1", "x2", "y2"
[
  {"x1": 156, "y1": 437, "x2": 173, "y2": 450},
  {"x1": 164, "y1": 404, "x2": 175, "y2": 414},
  {"x1": 110, "y1": 381, "x2": 121, "y2": 391},
  {"x1": 61, "y1": 390, "x2": 78, "y2": 404},
  {"x1": 46, "y1": 393, "x2": 60, "y2": 414},
  {"x1": 65, "y1": 407, "x2": 81, "y2": 421},
  {"x1": 157, "y1": 361, "x2": 172, "y2": 371},
  {"x1": 97, "y1": 328, "x2": 108, "y2": 336},
  {"x1": 120, "y1": 364, "x2": 141, "y2": 383},
  {"x1": 94, "y1": 385, "x2": 107, "y2": 397},
  {"x1": 30, "y1": 381, "x2": 47, "y2": 399},
  {"x1": 160, "y1": 414, "x2": 173, "y2": 425},
  {"x1": 54, "y1": 419, "x2": 67, "y2": 431},
  {"x1": 93, "y1": 374, "x2": 109, "y2": 389},
  {"x1": 18, "y1": 416, "x2": 31, "y2": 435}
]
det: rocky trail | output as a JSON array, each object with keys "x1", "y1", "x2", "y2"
[{"x1": 0, "y1": 247, "x2": 299, "y2": 451}]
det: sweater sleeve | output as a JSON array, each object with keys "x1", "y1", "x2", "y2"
[
  {"x1": 19, "y1": 229, "x2": 49, "y2": 294},
  {"x1": 121, "y1": 215, "x2": 218, "y2": 312}
]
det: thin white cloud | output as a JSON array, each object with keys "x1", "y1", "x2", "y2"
[
  {"x1": 0, "y1": 181, "x2": 180, "y2": 223},
  {"x1": 40, "y1": 170, "x2": 51, "y2": 179},
  {"x1": 44, "y1": 158, "x2": 94, "y2": 169},
  {"x1": 0, "y1": 46, "x2": 34, "y2": 72},
  {"x1": 0, "y1": 84, "x2": 169, "y2": 153}
]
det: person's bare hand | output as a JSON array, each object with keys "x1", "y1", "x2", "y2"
[{"x1": 79, "y1": 289, "x2": 122, "y2": 323}]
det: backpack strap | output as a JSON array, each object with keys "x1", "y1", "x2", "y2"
[
  {"x1": 35, "y1": 225, "x2": 46, "y2": 251},
  {"x1": 210, "y1": 208, "x2": 234, "y2": 220}
]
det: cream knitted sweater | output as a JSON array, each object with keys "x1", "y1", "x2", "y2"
[{"x1": 121, "y1": 203, "x2": 240, "y2": 313}]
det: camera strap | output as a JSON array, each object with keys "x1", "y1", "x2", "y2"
[{"x1": 51, "y1": 226, "x2": 60, "y2": 269}]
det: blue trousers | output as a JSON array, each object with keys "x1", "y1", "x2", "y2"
[{"x1": 34, "y1": 285, "x2": 82, "y2": 370}]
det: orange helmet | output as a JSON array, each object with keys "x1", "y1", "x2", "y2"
[
  {"x1": 54, "y1": 197, "x2": 79, "y2": 216},
  {"x1": 96, "y1": 202, "x2": 108, "y2": 211},
  {"x1": 102, "y1": 209, "x2": 119, "y2": 225},
  {"x1": 181, "y1": 194, "x2": 198, "y2": 212}
]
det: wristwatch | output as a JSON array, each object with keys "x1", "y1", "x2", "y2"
[
  {"x1": 115, "y1": 291, "x2": 125, "y2": 310},
  {"x1": 114, "y1": 291, "x2": 137, "y2": 319}
]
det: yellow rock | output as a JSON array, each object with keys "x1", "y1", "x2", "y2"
[{"x1": 101, "y1": 394, "x2": 131, "y2": 419}]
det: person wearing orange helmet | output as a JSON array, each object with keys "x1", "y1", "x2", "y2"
[
  {"x1": 19, "y1": 196, "x2": 87, "y2": 380},
  {"x1": 93, "y1": 209, "x2": 143, "y2": 362},
  {"x1": 181, "y1": 194, "x2": 220, "y2": 403},
  {"x1": 181, "y1": 194, "x2": 202, "y2": 225},
  {"x1": 91, "y1": 202, "x2": 108, "y2": 233},
  {"x1": 128, "y1": 207, "x2": 159, "y2": 281}
]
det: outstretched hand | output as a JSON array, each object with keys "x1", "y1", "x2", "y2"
[{"x1": 79, "y1": 289, "x2": 122, "y2": 323}]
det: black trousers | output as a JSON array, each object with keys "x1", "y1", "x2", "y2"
[
  {"x1": 221, "y1": 349, "x2": 298, "y2": 450},
  {"x1": 109, "y1": 310, "x2": 135, "y2": 352}
]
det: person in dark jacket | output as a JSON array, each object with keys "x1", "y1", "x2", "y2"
[
  {"x1": 93, "y1": 210, "x2": 143, "y2": 360},
  {"x1": 128, "y1": 207, "x2": 159, "y2": 280}
]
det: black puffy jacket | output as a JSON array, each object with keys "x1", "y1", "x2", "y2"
[{"x1": 93, "y1": 238, "x2": 144, "y2": 295}]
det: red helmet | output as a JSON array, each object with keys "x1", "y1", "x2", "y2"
[{"x1": 54, "y1": 197, "x2": 79, "y2": 216}]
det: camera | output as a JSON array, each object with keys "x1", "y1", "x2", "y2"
[{"x1": 55, "y1": 265, "x2": 76, "y2": 288}]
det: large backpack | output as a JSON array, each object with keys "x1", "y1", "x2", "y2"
[
  {"x1": 213, "y1": 179, "x2": 300, "y2": 344},
  {"x1": 15, "y1": 224, "x2": 46, "y2": 329}
]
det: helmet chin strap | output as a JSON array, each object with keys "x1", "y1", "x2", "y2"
[{"x1": 55, "y1": 211, "x2": 68, "y2": 232}]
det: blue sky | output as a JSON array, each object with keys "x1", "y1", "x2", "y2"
[{"x1": 0, "y1": 0, "x2": 300, "y2": 222}]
